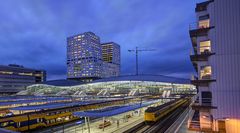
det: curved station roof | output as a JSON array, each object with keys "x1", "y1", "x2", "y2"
[{"x1": 42, "y1": 75, "x2": 190, "y2": 87}]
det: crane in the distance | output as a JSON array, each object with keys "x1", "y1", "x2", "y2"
[{"x1": 128, "y1": 47, "x2": 155, "y2": 75}]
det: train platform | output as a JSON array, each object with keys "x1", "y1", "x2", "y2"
[
  {"x1": 52, "y1": 108, "x2": 146, "y2": 133},
  {"x1": 47, "y1": 100, "x2": 164, "y2": 133}
]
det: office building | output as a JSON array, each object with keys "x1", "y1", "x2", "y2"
[
  {"x1": 188, "y1": 0, "x2": 240, "y2": 132},
  {"x1": 102, "y1": 42, "x2": 120, "y2": 77},
  {"x1": 67, "y1": 32, "x2": 121, "y2": 81},
  {"x1": 0, "y1": 64, "x2": 46, "y2": 94},
  {"x1": 67, "y1": 32, "x2": 102, "y2": 81}
]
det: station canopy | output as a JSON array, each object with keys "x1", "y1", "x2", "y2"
[
  {"x1": 73, "y1": 100, "x2": 160, "y2": 117},
  {"x1": 19, "y1": 75, "x2": 195, "y2": 96},
  {"x1": 0, "y1": 97, "x2": 72, "y2": 106},
  {"x1": 10, "y1": 100, "x2": 108, "y2": 111}
]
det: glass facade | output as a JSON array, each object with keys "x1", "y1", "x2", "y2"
[
  {"x1": 67, "y1": 33, "x2": 121, "y2": 80},
  {"x1": 24, "y1": 80, "x2": 195, "y2": 96},
  {"x1": 67, "y1": 32, "x2": 102, "y2": 79}
]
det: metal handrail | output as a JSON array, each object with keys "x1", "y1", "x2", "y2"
[{"x1": 189, "y1": 22, "x2": 210, "y2": 30}]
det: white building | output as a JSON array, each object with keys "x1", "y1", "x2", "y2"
[
  {"x1": 188, "y1": 0, "x2": 240, "y2": 132},
  {"x1": 67, "y1": 32, "x2": 121, "y2": 81}
]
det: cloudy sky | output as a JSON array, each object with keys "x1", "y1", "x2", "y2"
[{"x1": 0, "y1": 0, "x2": 196, "y2": 80}]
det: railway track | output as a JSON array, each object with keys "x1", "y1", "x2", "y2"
[{"x1": 124, "y1": 103, "x2": 188, "y2": 133}]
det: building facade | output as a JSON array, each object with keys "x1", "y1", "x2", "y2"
[
  {"x1": 67, "y1": 32, "x2": 102, "y2": 81},
  {"x1": 102, "y1": 42, "x2": 120, "y2": 77},
  {"x1": 67, "y1": 32, "x2": 121, "y2": 81},
  {"x1": 0, "y1": 64, "x2": 46, "y2": 94},
  {"x1": 188, "y1": 0, "x2": 240, "y2": 132}
]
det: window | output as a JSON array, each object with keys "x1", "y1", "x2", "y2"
[
  {"x1": 198, "y1": 15, "x2": 210, "y2": 28},
  {"x1": 200, "y1": 40, "x2": 211, "y2": 54},
  {"x1": 200, "y1": 66, "x2": 212, "y2": 79},
  {"x1": 202, "y1": 91, "x2": 212, "y2": 105},
  {"x1": 1, "y1": 122, "x2": 8, "y2": 127},
  {"x1": 199, "y1": 19, "x2": 210, "y2": 28}
]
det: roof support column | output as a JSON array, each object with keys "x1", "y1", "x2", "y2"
[
  {"x1": 102, "y1": 117, "x2": 105, "y2": 131},
  {"x1": 84, "y1": 117, "x2": 91, "y2": 133}
]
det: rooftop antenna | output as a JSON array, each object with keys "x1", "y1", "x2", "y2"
[{"x1": 128, "y1": 47, "x2": 155, "y2": 75}]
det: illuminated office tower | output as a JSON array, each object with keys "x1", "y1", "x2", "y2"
[
  {"x1": 67, "y1": 32, "x2": 102, "y2": 81},
  {"x1": 188, "y1": 0, "x2": 240, "y2": 132},
  {"x1": 0, "y1": 64, "x2": 46, "y2": 94},
  {"x1": 101, "y1": 42, "x2": 120, "y2": 77}
]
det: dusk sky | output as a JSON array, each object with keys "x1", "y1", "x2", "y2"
[{"x1": 0, "y1": 0, "x2": 197, "y2": 80}]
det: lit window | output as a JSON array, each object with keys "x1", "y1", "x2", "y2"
[
  {"x1": 200, "y1": 66, "x2": 212, "y2": 79},
  {"x1": 198, "y1": 19, "x2": 210, "y2": 28},
  {"x1": 200, "y1": 40, "x2": 211, "y2": 54},
  {"x1": 198, "y1": 15, "x2": 210, "y2": 28}
]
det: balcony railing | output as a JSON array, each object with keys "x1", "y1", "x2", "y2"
[
  {"x1": 189, "y1": 22, "x2": 214, "y2": 37},
  {"x1": 188, "y1": 110, "x2": 213, "y2": 131},
  {"x1": 190, "y1": 52, "x2": 215, "y2": 62},
  {"x1": 191, "y1": 98, "x2": 217, "y2": 110},
  {"x1": 191, "y1": 75, "x2": 216, "y2": 86},
  {"x1": 195, "y1": 0, "x2": 214, "y2": 12}
]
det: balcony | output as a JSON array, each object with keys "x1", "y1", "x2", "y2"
[
  {"x1": 189, "y1": 22, "x2": 214, "y2": 38},
  {"x1": 188, "y1": 110, "x2": 213, "y2": 132},
  {"x1": 190, "y1": 52, "x2": 215, "y2": 62},
  {"x1": 191, "y1": 76, "x2": 215, "y2": 86},
  {"x1": 195, "y1": 0, "x2": 214, "y2": 12},
  {"x1": 188, "y1": 110, "x2": 201, "y2": 131},
  {"x1": 191, "y1": 98, "x2": 217, "y2": 110}
]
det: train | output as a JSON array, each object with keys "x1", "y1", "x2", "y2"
[
  {"x1": 144, "y1": 98, "x2": 190, "y2": 123},
  {"x1": 0, "y1": 98, "x2": 133, "y2": 132}
]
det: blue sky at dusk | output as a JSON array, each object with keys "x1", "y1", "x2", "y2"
[{"x1": 0, "y1": 0, "x2": 197, "y2": 80}]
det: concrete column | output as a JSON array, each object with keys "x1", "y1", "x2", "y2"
[
  {"x1": 87, "y1": 117, "x2": 90, "y2": 133},
  {"x1": 102, "y1": 117, "x2": 105, "y2": 131}
]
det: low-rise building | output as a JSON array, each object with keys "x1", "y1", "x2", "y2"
[{"x1": 0, "y1": 64, "x2": 46, "y2": 94}]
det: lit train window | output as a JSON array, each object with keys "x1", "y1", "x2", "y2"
[
  {"x1": 17, "y1": 122, "x2": 20, "y2": 128},
  {"x1": 1, "y1": 122, "x2": 8, "y2": 127}
]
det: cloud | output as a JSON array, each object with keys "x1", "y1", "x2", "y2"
[{"x1": 0, "y1": 0, "x2": 196, "y2": 80}]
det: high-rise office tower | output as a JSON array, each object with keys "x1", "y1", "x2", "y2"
[
  {"x1": 101, "y1": 42, "x2": 120, "y2": 77},
  {"x1": 67, "y1": 32, "x2": 102, "y2": 81},
  {"x1": 0, "y1": 64, "x2": 46, "y2": 94},
  {"x1": 67, "y1": 32, "x2": 121, "y2": 81},
  {"x1": 188, "y1": 0, "x2": 240, "y2": 132}
]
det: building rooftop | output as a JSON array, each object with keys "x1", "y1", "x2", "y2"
[
  {"x1": 41, "y1": 75, "x2": 190, "y2": 87},
  {"x1": 41, "y1": 79, "x2": 84, "y2": 86},
  {"x1": 0, "y1": 64, "x2": 45, "y2": 72},
  {"x1": 73, "y1": 100, "x2": 159, "y2": 117},
  {"x1": 91, "y1": 74, "x2": 190, "y2": 84}
]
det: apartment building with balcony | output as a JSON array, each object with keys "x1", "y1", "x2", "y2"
[
  {"x1": 0, "y1": 64, "x2": 46, "y2": 94},
  {"x1": 188, "y1": 0, "x2": 240, "y2": 132}
]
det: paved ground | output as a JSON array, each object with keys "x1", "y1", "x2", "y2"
[{"x1": 58, "y1": 108, "x2": 147, "y2": 133}]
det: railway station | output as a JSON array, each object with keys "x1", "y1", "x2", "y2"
[{"x1": 0, "y1": 75, "x2": 195, "y2": 132}]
